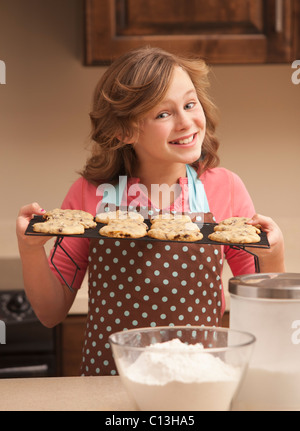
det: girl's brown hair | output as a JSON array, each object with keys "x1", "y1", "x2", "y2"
[{"x1": 81, "y1": 46, "x2": 220, "y2": 184}]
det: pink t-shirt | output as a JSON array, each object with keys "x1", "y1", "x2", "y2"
[{"x1": 49, "y1": 167, "x2": 256, "y2": 294}]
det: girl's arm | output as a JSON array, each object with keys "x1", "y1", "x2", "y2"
[
  {"x1": 16, "y1": 202, "x2": 77, "y2": 327},
  {"x1": 248, "y1": 214, "x2": 286, "y2": 273}
]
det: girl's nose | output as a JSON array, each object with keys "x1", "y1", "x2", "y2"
[{"x1": 175, "y1": 111, "x2": 192, "y2": 130}]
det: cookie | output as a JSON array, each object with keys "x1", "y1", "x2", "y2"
[
  {"x1": 214, "y1": 217, "x2": 261, "y2": 233},
  {"x1": 95, "y1": 210, "x2": 144, "y2": 224},
  {"x1": 43, "y1": 208, "x2": 96, "y2": 229},
  {"x1": 99, "y1": 219, "x2": 147, "y2": 238},
  {"x1": 216, "y1": 217, "x2": 250, "y2": 226},
  {"x1": 208, "y1": 228, "x2": 260, "y2": 244},
  {"x1": 150, "y1": 220, "x2": 200, "y2": 232},
  {"x1": 33, "y1": 219, "x2": 85, "y2": 235},
  {"x1": 148, "y1": 228, "x2": 203, "y2": 242},
  {"x1": 150, "y1": 214, "x2": 192, "y2": 223}
]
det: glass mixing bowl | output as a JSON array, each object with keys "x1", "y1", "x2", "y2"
[{"x1": 109, "y1": 326, "x2": 255, "y2": 411}]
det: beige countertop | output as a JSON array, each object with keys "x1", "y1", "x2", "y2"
[{"x1": 0, "y1": 376, "x2": 137, "y2": 411}]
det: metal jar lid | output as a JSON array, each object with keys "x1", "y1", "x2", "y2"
[{"x1": 229, "y1": 273, "x2": 300, "y2": 300}]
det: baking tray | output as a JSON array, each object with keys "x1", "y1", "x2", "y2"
[
  {"x1": 26, "y1": 216, "x2": 269, "y2": 290},
  {"x1": 25, "y1": 215, "x2": 270, "y2": 248}
]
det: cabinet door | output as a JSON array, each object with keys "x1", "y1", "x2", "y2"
[
  {"x1": 59, "y1": 315, "x2": 86, "y2": 376},
  {"x1": 85, "y1": 0, "x2": 299, "y2": 65}
]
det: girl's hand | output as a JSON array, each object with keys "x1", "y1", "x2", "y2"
[
  {"x1": 16, "y1": 202, "x2": 51, "y2": 251},
  {"x1": 248, "y1": 214, "x2": 285, "y2": 273}
]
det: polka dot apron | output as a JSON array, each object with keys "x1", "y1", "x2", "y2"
[{"x1": 80, "y1": 166, "x2": 223, "y2": 376}]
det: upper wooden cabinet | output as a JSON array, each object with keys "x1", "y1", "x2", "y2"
[{"x1": 84, "y1": 0, "x2": 300, "y2": 65}]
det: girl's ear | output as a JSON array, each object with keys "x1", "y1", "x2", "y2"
[{"x1": 117, "y1": 130, "x2": 138, "y2": 145}]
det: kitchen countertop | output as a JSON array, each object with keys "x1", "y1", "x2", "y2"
[{"x1": 0, "y1": 376, "x2": 137, "y2": 411}]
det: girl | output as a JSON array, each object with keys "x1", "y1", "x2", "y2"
[{"x1": 16, "y1": 47, "x2": 285, "y2": 376}]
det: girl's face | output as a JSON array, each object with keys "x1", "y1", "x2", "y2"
[{"x1": 133, "y1": 66, "x2": 206, "y2": 174}]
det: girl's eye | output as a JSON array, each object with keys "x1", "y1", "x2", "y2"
[
  {"x1": 156, "y1": 112, "x2": 169, "y2": 119},
  {"x1": 185, "y1": 102, "x2": 195, "y2": 110}
]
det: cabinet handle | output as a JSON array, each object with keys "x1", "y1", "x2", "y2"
[{"x1": 275, "y1": 0, "x2": 283, "y2": 33}]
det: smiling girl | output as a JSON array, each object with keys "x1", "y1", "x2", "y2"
[{"x1": 16, "y1": 47, "x2": 285, "y2": 376}]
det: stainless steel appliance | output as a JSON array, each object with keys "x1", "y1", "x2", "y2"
[{"x1": 0, "y1": 289, "x2": 59, "y2": 378}]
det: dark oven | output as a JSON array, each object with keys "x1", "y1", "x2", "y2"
[{"x1": 0, "y1": 289, "x2": 59, "y2": 378}]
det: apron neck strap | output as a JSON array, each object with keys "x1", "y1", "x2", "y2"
[{"x1": 186, "y1": 164, "x2": 210, "y2": 213}]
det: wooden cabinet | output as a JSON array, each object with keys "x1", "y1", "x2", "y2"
[
  {"x1": 85, "y1": 0, "x2": 300, "y2": 65},
  {"x1": 59, "y1": 315, "x2": 86, "y2": 376}
]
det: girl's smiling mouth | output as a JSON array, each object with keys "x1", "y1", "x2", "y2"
[{"x1": 168, "y1": 133, "x2": 198, "y2": 147}]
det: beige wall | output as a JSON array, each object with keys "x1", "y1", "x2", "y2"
[{"x1": 1, "y1": 0, "x2": 299, "y2": 275}]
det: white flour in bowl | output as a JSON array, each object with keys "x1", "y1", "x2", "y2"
[{"x1": 120, "y1": 339, "x2": 240, "y2": 411}]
